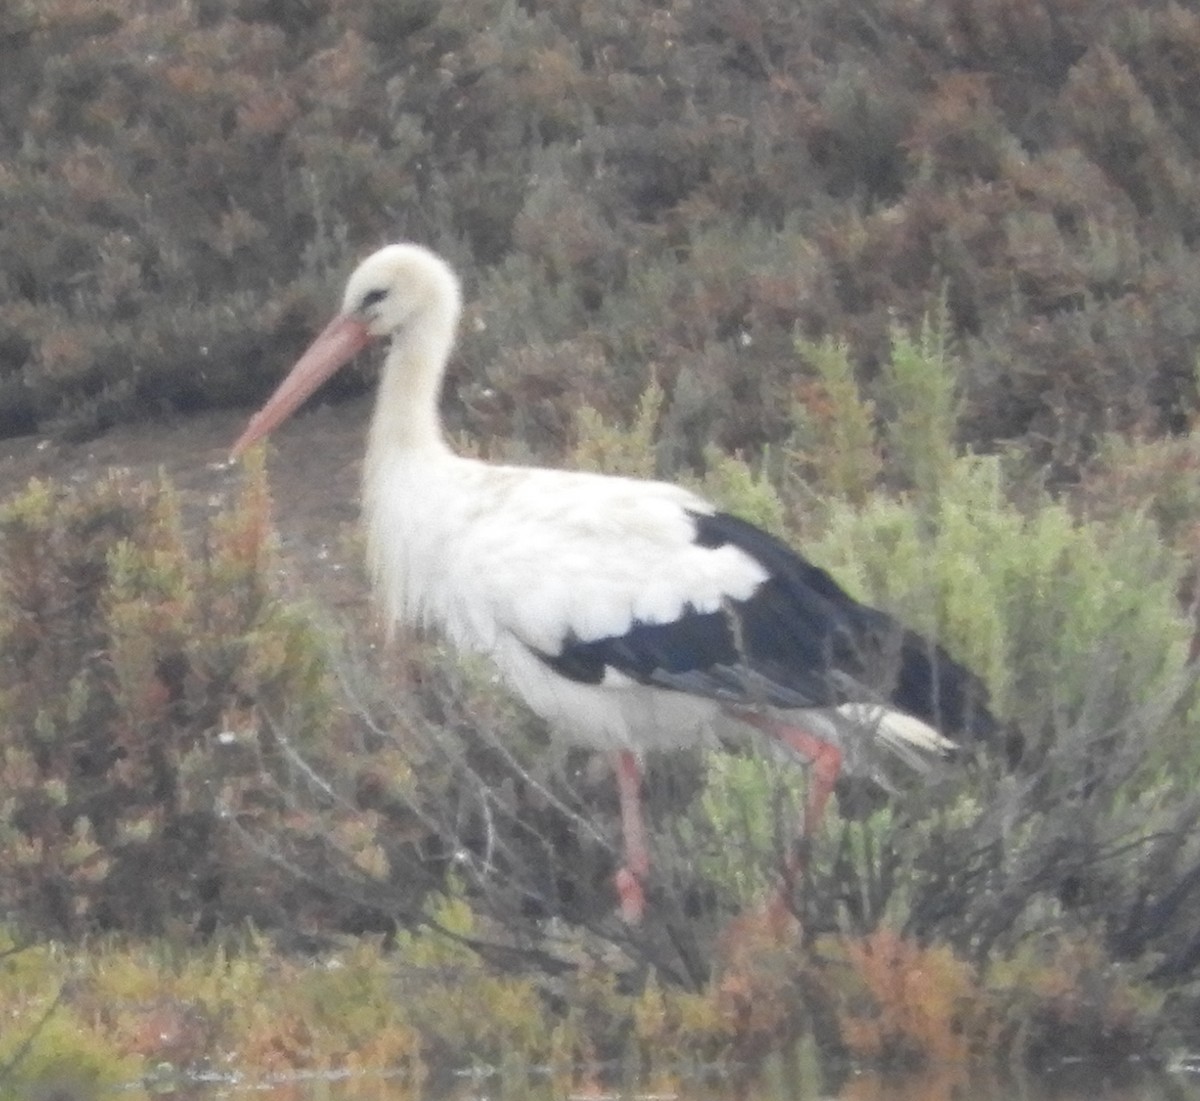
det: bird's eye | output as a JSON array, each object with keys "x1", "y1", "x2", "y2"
[{"x1": 359, "y1": 288, "x2": 387, "y2": 312}]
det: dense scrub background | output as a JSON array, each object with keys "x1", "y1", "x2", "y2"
[
  {"x1": 4, "y1": 0, "x2": 1200, "y2": 1081},
  {"x1": 2, "y1": 0, "x2": 1200, "y2": 474}
]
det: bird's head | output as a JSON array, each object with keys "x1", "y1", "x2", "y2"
[
  {"x1": 230, "y1": 243, "x2": 461, "y2": 458},
  {"x1": 342, "y1": 243, "x2": 462, "y2": 341}
]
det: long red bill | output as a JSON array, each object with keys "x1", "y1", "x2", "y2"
[{"x1": 230, "y1": 314, "x2": 372, "y2": 458}]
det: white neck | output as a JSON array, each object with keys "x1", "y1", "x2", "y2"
[{"x1": 366, "y1": 312, "x2": 456, "y2": 462}]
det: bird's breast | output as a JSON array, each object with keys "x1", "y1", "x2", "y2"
[{"x1": 363, "y1": 453, "x2": 487, "y2": 645}]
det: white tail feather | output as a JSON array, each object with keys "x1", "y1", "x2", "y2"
[{"x1": 834, "y1": 703, "x2": 958, "y2": 773}]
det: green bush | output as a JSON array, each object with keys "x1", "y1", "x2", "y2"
[{"x1": 694, "y1": 320, "x2": 1200, "y2": 991}]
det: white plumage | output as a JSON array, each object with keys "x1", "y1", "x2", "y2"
[
  {"x1": 232, "y1": 243, "x2": 998, "y2": 923},
  {"x1": 366, "y1": 459, "x2": 763, "y2": 749}
]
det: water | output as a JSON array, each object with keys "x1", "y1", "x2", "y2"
[{"x1": 134, "y1": 1060, "x2": 1199, "y2": 1101}]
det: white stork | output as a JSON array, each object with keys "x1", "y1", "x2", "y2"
[{"x1": 231, "y1": 243, "x2": 998, "y2": 923}]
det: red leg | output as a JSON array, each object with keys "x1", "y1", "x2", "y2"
[
  {"x1": 733, "y1": 710, "x2": 842, "y2": 910},
  {"x1": 613, "y1": 750, "x2": 649, "y2": 923}
]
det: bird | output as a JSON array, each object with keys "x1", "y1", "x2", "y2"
[{"x1": 231, "y1": 243, "x2": 999, "y2": 924}]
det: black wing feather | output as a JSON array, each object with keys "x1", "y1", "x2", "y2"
[{"x1": 533, "y1": 510, "x2": 997, "y2": 742}]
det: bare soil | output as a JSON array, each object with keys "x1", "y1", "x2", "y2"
[{"x1": 0, "y1": 397, "x2": 377, "y2": 614}]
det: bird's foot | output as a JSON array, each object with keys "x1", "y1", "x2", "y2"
[{"x1": 615, "y1": 866, "x2": 645, "y2": 924}]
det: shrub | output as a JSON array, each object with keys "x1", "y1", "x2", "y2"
[
  {"x1": 0, "y1": 457, "x2": 427, "y2": 938},
  {"x1": 3, "y1": 0, "x2": 1200, "y2": 477},
  {"x1": 782, "y1": 322, "x2": 1200, "y2": 997}
]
